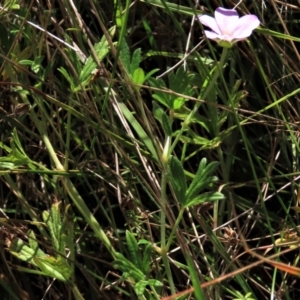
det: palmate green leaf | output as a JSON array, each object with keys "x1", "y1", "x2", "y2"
[
  {"x1": 168, "y1": 156, "x2": 187, "y2": 205},
  {"x1": 134, "y1": 280, "x2": 148, "y2": 296},
  {"x1": 42, "y1": 202, "x2": 65, "y2": 253},
  {"x1": 51, "y1": 203, "x2": 63, "y2": 251},
  {"x1": 0, "y1": 141, "x2": 11, "y2": 153},
  {"x1": 76, "y1": 26, "x2": 116, "y2": 91},
  {"x1": 147, "y1": 279, "x2": 163, "y2": 287},
  {"x1": 185, "y1": 192, "x2": 224, "y2": 208},
  {"x1": 113, "y1": 252, "x2": 144, "y2": 281},
  {"x1": 173, "y1": 97, "x2": 185, "y2": 110},
  {"x1": 31, "y1": 55, "x2": 44, "y2": 74},
  {"x1": 153, "y1": 101, "x2": 173, "y2": 136},
  {"x1": 114, "y1": 0, "x2": 123, "y2": 32},
  {"x1": 57, "y1": 67, "x2": 74, "y2": 90},
  {"x1": 61, "y1": 204, "x2": 74, "y2": 252},
  {"x1": 126, "y1": 230, "x2": 143, "y2": 271},
  {"x1": 3, "y1": 148, "x2": 30, "y2": 166},
  {"x1": 18, "y1": 59, "x2": 33, "y2": 66},
  {"x1": 0, "y1": 162, "x2": 15, "y2": 170},
  {"x1": 147, "y1": 77, "x2": 171, "y2": 108},
  {"x1": 168, "y1": 66, "x2": 195, "y2": 109},
  {"x1": 144, "y1": 68, "x2": 160, "y2": 82},
  {"x1": 43, "y1": 210, "x2": 59, "y2": 252},
  {"x1": 134, "y1": 279, "x2": 163, "y2": 297},
  {"x1": 119, "y1": 38, "x2": 131, "y2": 74},
  {"x1": 152, "y1": 101, "x2": 164, "y2": 123},
  {"x1": 0, "y1": 137, "x2": 35, "y2": 169},
  {"x1": 15, "y1": 266, "x2": 50, "y2": 276},
  {"x1": 168, "y1": 66, "x2": 195, "y2": 95},
  {"x1": 2, "y1": 0, "x2": 19, "y2": 10},
  {"x1": 161, "y1": 112, "x2": 172, "y2": 136},
  {"x1": 28, "y1": 230, "x2": 46, "y2": 258},
  {"x1": 130, "y1": 48, "x2": 142, "y2": 75},
  {"x1": 149, "y1": 67, "x2": 195, "y2": 110},
  {"x1": 178, "y1": 134, "x2": 212, "y2": 147},
  {"x1": 185, "y1": 158, "x2": 219, "y2": 202},
  {"x1": 19, "y1": 56, "x2": 44, "y2": 74},
  {"x1": 8, "y1": 238, "x2": 39, "y2": 265},
  {"x1": 115, "y1": 264, "x2": 144, "y2": 282},
  {"x1": 151, "y1": 89, "x2": 170, "y2": 107},
  {"x1": 119, "y1": 40, "x2": 142, "y2": 77},
  {"x1": 142, "y1": 242, "x2": 153, "y2": 275},
  {"x1": 132, "y1": 68, "x2": 145, "y2": 88},
  {"x1": 34, "y1": 255, "x2": 72, "y2": 282},
  {"x1": 173, "y1": 110, "x2": 210, "y2": 132},
  {"x1": 8, "y1": 234, "x2": 72, "y2": 283}
]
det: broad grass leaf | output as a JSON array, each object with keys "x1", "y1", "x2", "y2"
[{"x1": 186, "y1": 255, "x2": 205, "y2": 300}]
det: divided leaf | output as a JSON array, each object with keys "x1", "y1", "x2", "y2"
[
  {"x1": 168, "y1": 156, "x2": 187, "y2": 205},
  {"x1": 113, "y1": 252, "x2": 144, "y2": 281},
  {"x1": 185, "y1": 192, "x2": 224, "y2": 207},
  {"x1": 142, "y1": 242, "x2": 153, "y2": 275},
  {"x1": 126, "y1": 230, "x2": 143, "y2": 271},
  {"x1": 185, "y1": 158, "x2": 219, "y2": 203}
]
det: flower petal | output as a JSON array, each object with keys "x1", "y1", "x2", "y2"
[
  {"x1": 198, "y1": 15, "x2": 221, "y2": 35},
  {"x1": 203, "y1": 30, "x2": 222, "y2": 41},
  {"x1": 214, "y1": 7, "x2": 239, "y2": 36},
  {"x1": 231, "y1": 15, "x2": 260, "y2": 39}
]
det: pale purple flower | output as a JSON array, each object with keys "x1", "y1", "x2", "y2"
[{"x1": 198, "y1": 7, "x2": 260, "y2": 47}]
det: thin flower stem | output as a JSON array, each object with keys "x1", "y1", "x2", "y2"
[
  {"x1": 160, "y1": 135, "x2": 176, "y2": 294},
  {"x1": 214, "y1": 146, "x2": 227, "y2": 228},
  {"x1": 160, "y1": 172, "x2": 176, "y2": 294},
  {"x1": 71, "y1": 285, "x2": 85, "y2": 300},
  {"x1": 166, "y1": 207, "x2": 185, "y2": 251},
  {"x1": 160, "y1": 170, "x2": 168, "y2": 249}
]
